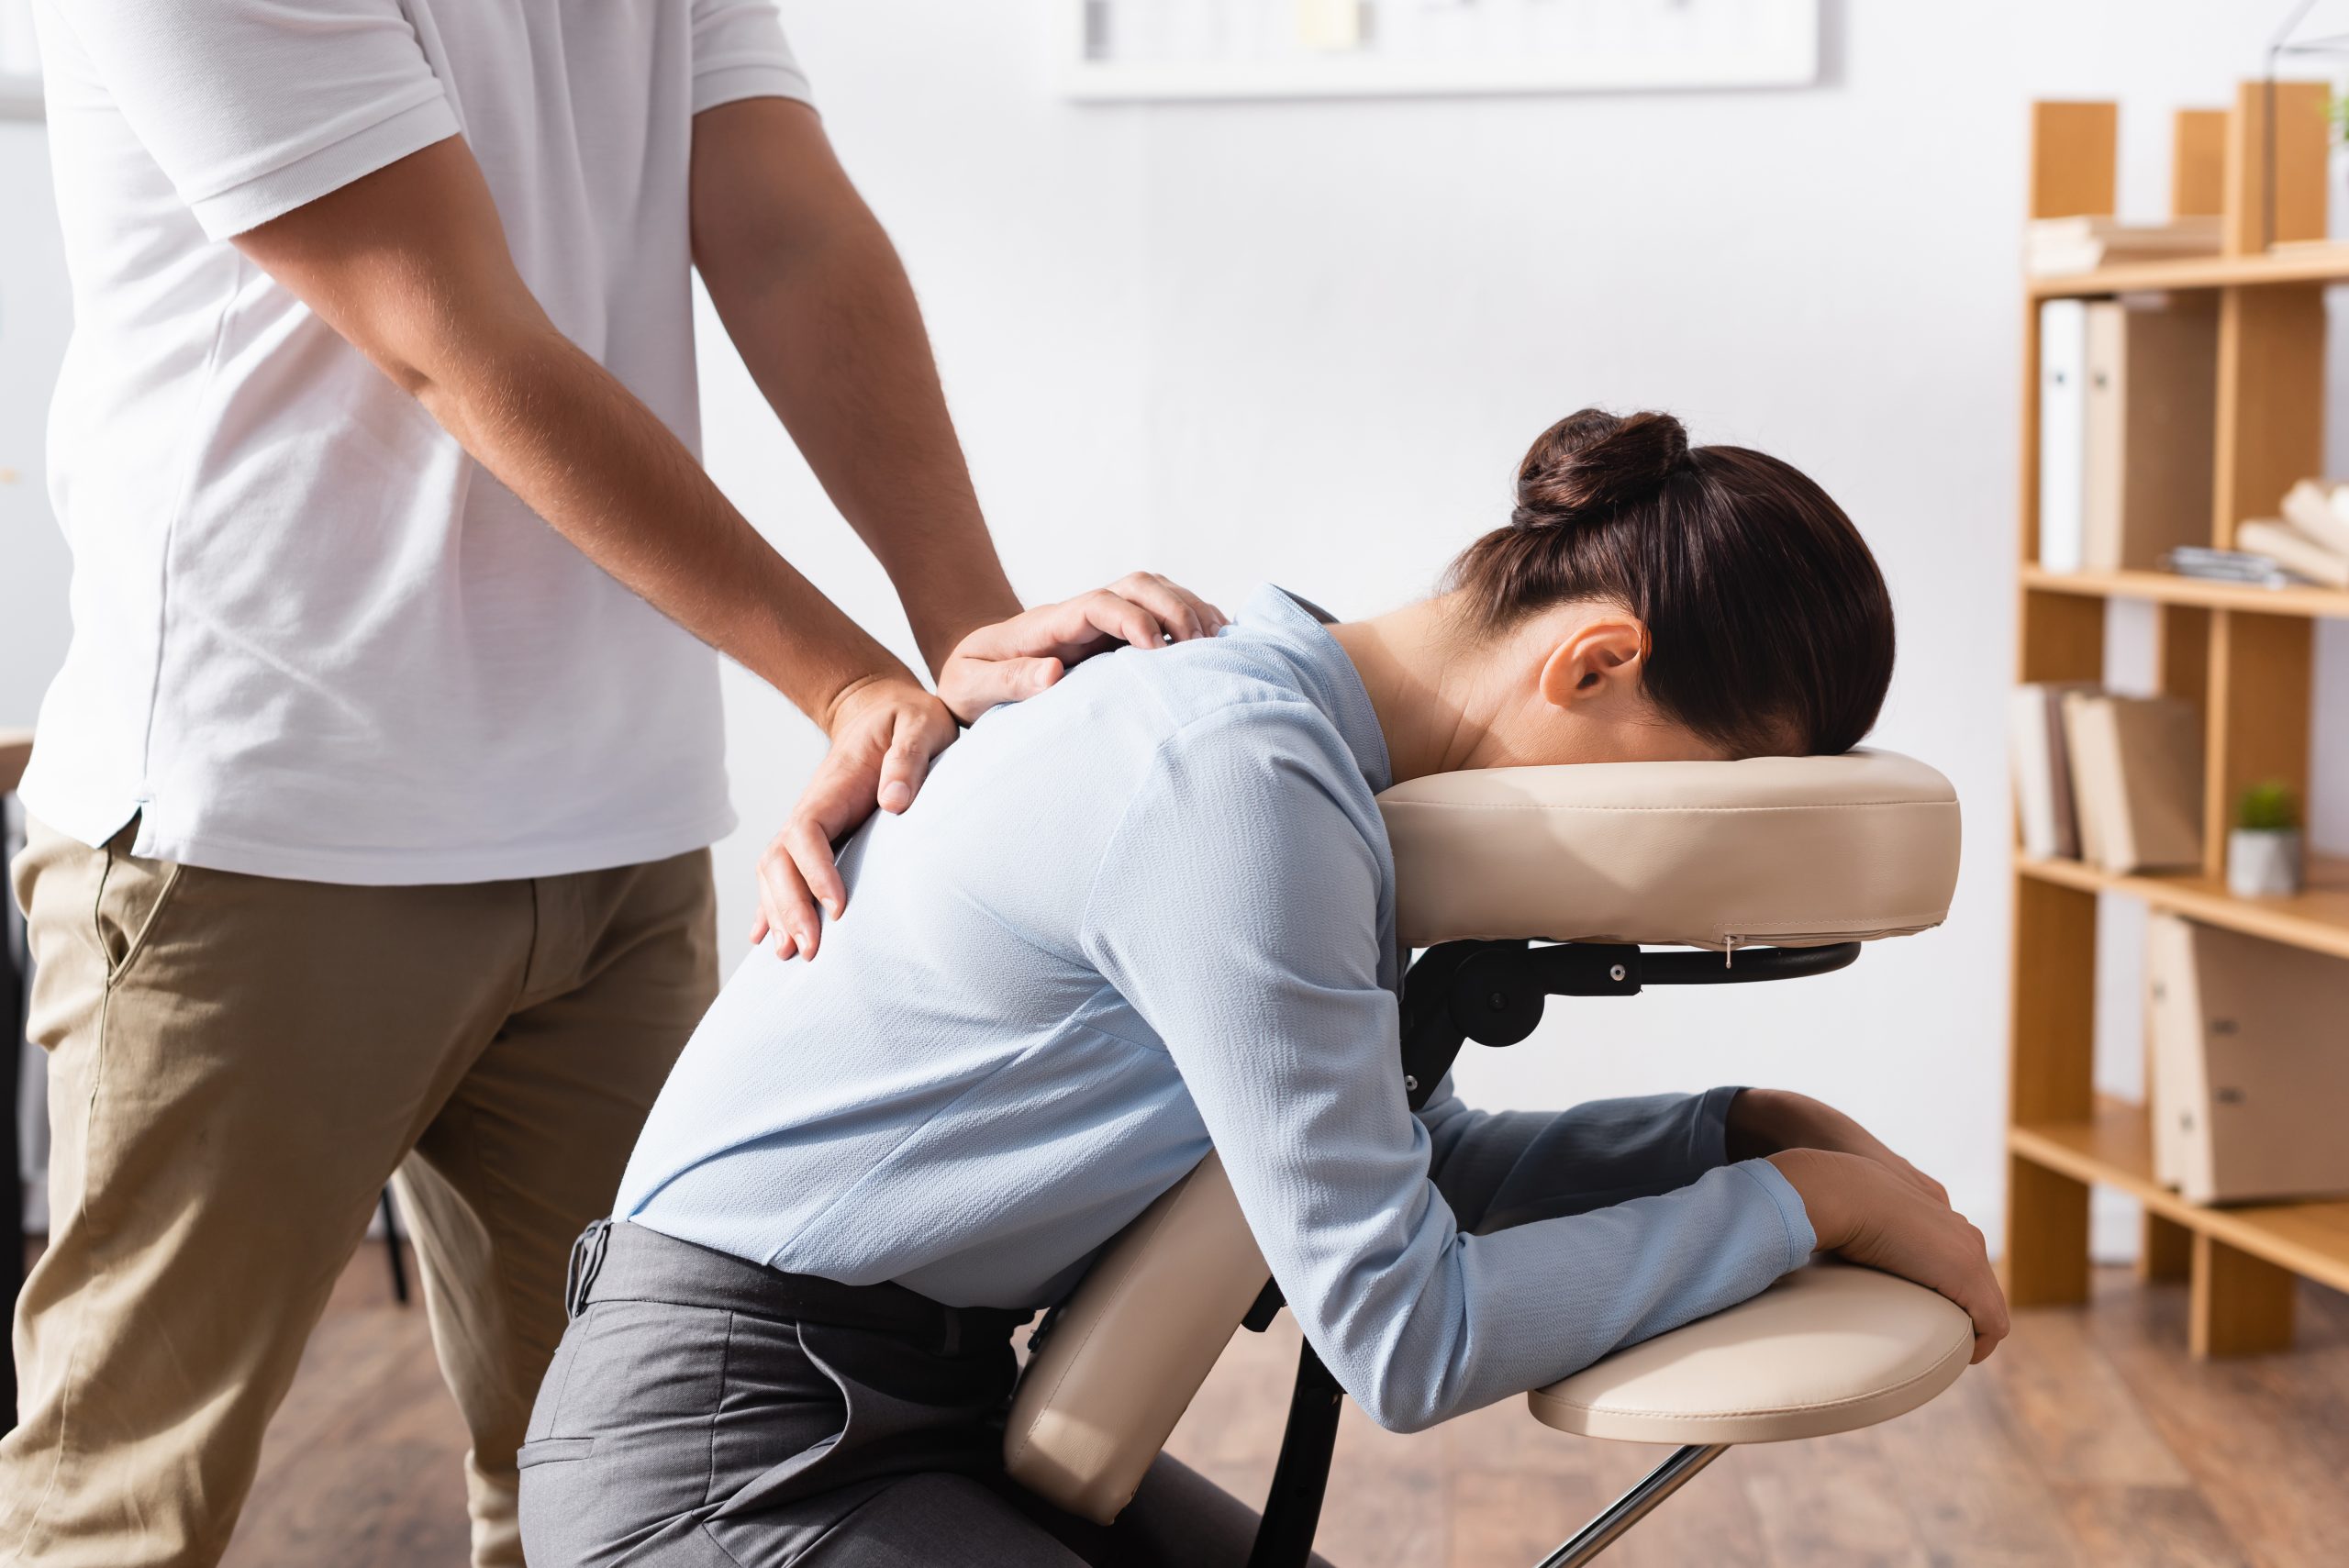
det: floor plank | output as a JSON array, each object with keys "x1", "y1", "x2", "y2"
[
  {"x1": 1979, "y1": 1307, "x2": 2192, "y2": 1487},
  {"x1": 17, "y1": 1245, "x2": 2324, "y2": 1568},
  {"x1": 2042, "y1": 1482, "x2": 2253, "y2": 1568},
  {"x1": 1870, "y1": 1351, "x2": 2081, "y2": 1568},
  {"x1": 1739, "y1": 1429, "x2": 1934, "y2": 1568},
  {"x1": 225, "y1": 1243, "x2": 472, "y2": 1568},
  {"x1": 2089, "y1": 1272, "x2": 2349, "y2": 1568}
]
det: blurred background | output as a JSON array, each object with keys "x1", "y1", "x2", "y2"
[
  {"x1": 7, "y1": 0, "x2": 2349, "y2": 1340},
  {"x1": 5, "y1": 3, "x2": 2349, "y2": 1563}
]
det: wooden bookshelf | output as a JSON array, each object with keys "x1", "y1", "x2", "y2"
[
  {"x1": 2021, "y1": 563, "x2": 2349, "y2": 618},
  {"x1": 2011, "y1": 1096, "x2": 2349, "y2": 1301},
  {"x1": 2026, "y1": 241, "x2": 2349, "y2": 299},
  {"x1": 2015, "y1": 851, "x2": 2349, "y2": 962},
  {"x1": 2006, "y1": 89, "x2": 2345, "y2": 1359}
]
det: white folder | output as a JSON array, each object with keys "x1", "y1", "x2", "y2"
[{"x1": 2037, "y1": 299, "x2": 2089, "y2": 573}]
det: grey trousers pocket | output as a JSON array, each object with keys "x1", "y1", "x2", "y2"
[{"x1": 518, "y1": 1438, "x2": 597, "y2": 1469}]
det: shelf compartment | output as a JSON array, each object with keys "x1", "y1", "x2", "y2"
[
  {"x1": 2010, "y1": 1096, "x2": 2349, "y2": 1297},
  {"x1": 2026, "y1": 242, "x2": 2349, "y2": 298},
  {"x1": 2020, "y1": 563, "x2": 2349, "y2": 619},
  {"x1": 2013, "y1": 851, "x2": 2349, "y2": 962}
]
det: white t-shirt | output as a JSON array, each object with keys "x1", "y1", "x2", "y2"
[{"x1": 21, "y1": 0, "x2": 813, "y2": 884}]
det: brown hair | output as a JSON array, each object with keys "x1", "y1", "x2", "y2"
[{"x1": 1446, "y1": 408, "x2": 1894, "y2": 758}]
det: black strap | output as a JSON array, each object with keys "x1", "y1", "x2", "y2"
[{"x1": 564, "y1": 1218, "x2": 613, "y2": 1320}]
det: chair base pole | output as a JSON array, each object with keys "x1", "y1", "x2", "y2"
[
  {"x1": 379, "y1": 1186, "x2": 410, "y2": 1305},
  {"x1": 1244, "y1": 1341, "x2": 1345, "y2": 1568},
  {"x1": 1535, "y1": 1443, "x2": 1729, "y2": 1568}
]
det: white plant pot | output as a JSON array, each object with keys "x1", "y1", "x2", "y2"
[{"x1": 2227, "y1": 828, "x2": 2303, "y2": 898}]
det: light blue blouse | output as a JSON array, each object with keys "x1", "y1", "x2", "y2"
[{"x1": 618, "y1": 585, "x2": 1814, "y2": 1431}]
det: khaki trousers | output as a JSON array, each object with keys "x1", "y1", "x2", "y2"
[{"x1": 0, "y1": 818, "x2": 718, "y2": 1568}]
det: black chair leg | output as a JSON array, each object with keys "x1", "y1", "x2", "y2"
[
  {"x1": 379, "y1": 1186, "x2": 410, "y2": 1306},
  {"x1": 1245, "y1": 1339, "x2": 1345, "y2": 1568}
]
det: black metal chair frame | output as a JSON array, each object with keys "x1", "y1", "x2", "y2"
[{"x1": 1241, "y1": 937, "x2": 1861, "y2": 1568}]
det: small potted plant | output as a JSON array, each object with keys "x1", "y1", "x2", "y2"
[{"x1": 2228, "y1": 780, "x2": 2304, "y2": 898}]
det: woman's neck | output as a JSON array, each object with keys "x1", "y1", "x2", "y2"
[{"x1": 1328, "y1": 597, "x2": 1490, "y2": 784}]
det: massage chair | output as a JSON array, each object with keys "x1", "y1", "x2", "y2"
[{"x1": 1004, "y1": 750, "x2": 1968, "y2": 1566}]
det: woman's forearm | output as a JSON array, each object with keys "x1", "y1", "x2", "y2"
[{"x1": 1428, "y1": 1088, "x2": 1747, "y2": 1233}]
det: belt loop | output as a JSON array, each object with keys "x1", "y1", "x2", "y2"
[
  {"x1": 565, "y1": 1218, "x2": 612, "y2": 1320},
  {"x1": 939, "y1": 1306, "x2": 960, "y2": 1358}
]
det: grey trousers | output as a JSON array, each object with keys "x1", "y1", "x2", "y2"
[
  {"x1": 519, "y1": 1091, "x2": 1734, "y2": 1565},
  {"x1": 517, "y1": 1221, "x2": 1326, "y2": 1567}
]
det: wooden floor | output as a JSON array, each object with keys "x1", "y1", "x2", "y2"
[{"x1": 216, "y1": 1249, "x2": 2349, "y2": 1567}]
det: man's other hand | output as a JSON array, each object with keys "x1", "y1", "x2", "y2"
[{"x1": 751, "y1": 676, "x2": 954, "y2": 961}]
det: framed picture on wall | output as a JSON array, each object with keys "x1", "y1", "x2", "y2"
[
  {"x1": 0, "y1": 0, "x2": 39, "y2": 119},
  {"x1": 1063, "y1": 0, "x2": 1821, "y2": 102}
]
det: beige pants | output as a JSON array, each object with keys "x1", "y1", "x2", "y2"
[{"x1": 0, "y1": 818, "x2": 718, "y2": 1568}]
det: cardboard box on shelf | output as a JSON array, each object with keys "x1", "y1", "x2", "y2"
[
  {"x1": 2081, "y1": 297, "x2": 2217, "y2": 572},
  {"x1": 2147, "y1": 912, "x2": 2349, "y2": 1205}
]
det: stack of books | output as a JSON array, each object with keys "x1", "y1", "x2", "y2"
[
  {"x1": 2024, "y1": 215, "x2": 2221, "y2": 276},
  {"x1": 2009, "y1": 685, "x2": 2202, "y2": 873},
  {"x1": 2226, "y1": 479, "x2": 2349, "y2": 589},
  {"x1": 2162, "y1": 546, "x2": 2298, "y2": 588}
]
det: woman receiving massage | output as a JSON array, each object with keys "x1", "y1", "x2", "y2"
[{"x1": 517, "y1": 409, "x2": 2009, "y2": 1568}]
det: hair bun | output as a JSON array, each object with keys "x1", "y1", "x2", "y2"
[{"x1": 1512, "y1": 408, "x2": 1691, "y2": 529}]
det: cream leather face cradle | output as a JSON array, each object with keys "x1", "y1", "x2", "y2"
[
  {"x1": 1004, "y1": 751, "x2": 1965, "y2": 1526},
  {"x1": 1380, "y1": 748, "x2": 1962, "y2": 953}
]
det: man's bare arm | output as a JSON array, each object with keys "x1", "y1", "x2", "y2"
[
  {"x1": 690, "y1": 97, "x2": 1022, "y2": 674},
  {"x1": 233, "y1": 128, "x2": 1223, "y2": 957},
  {"x1": 233, "y1": 134, "x2": 908, "y2": 731}
]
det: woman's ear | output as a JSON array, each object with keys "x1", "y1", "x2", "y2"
[{"x1": 1536, "y1": 616, "x2": 1649, "y2": 713}]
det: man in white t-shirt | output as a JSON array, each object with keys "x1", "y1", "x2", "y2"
[{"x1": 3, "y1": 5, "x2": 1221, "y2": 1565}]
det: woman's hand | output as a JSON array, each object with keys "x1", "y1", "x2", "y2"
[
  {"x1": 936, "y1": 573, "x2": 1226, "y2": 723},
  {"x1": 751, "y1": 675, "x2": 954, "y2": 961},
  {"x1": 751, "y1": 574, "x2": 1226, "y2": 959},
  {"x1": 1766, "y1": 1148, "x2": 2010, "y2": 1364},
  {"x1": 1729, "y1": 1087, "x2": 1949, "y2": 1207}
]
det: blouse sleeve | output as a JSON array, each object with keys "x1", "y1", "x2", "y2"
[{"x1": 1080, "y1": 706, "x2": 1815, "y2": 1431}]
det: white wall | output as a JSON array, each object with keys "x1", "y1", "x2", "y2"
[
  {"x1": 2, "y1": 2, "x2": 2343, "y2": 1254},
  {"x1": 702, "y1": 0, "x2": 2349, "y2": 1255},
  {"x1": 0, "y1": 121, "x2": 70, "y2": 728},
  {"x1": 3, "y1": 115, "x2": 69, "y2": 1222}
]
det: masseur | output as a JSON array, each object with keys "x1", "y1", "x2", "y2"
[{"x1": 4, "y1": 6, "x2": 1210, "y2": 1566}]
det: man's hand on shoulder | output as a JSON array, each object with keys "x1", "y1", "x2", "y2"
[
  {"x1": 754, "y1": 573, "x2": 1225, "y2": 959},
  {"x1": 936, "y1": 572, "x2": 1226, "y2": 722}
]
